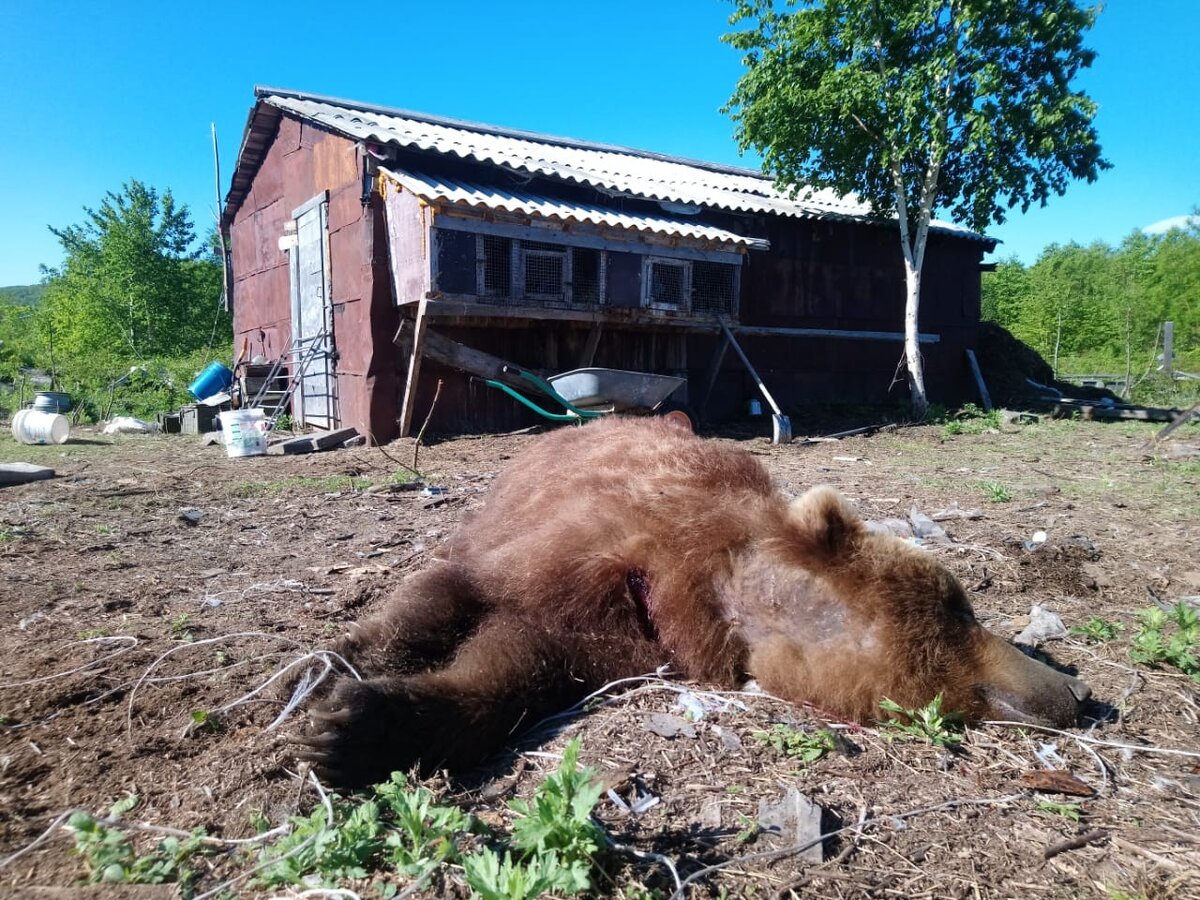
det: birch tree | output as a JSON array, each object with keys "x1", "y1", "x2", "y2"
[{"x1": 724, "y1": 0, "x2": 1109, "y2": 416}]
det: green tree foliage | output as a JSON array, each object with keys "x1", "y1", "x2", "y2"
[
  {"x1": 983, "y1": 220, "x2": 1200, "y2": 378},
  {"x1": 39, "y1": 181, "x2": 229, "y2": 388},
  {"x1": 724, "y1": 0, "x2": 1108, "y2": 416}
]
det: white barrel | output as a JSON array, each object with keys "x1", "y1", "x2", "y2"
[
  {"x1": 218, "y1": 409, "x2": 268, "y2": 458},
  {"x1": 12, "y1": 409, "x2": 70, "y2": 445}
]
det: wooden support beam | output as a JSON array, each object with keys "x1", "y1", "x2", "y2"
[
  {"x1": 965, "y1": 349, "x2": 993, "y2": 411},
  {"x1": 397, "y1": 295, "x2": 429, "y2": 437}
]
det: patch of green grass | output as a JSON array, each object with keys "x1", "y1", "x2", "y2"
[
  {"x1": 979, "y1": 480, "x2": 1014, "y2": 503},
  {"x1": 68, "y1": 795, "x2": 210, "y2": 891},
  {"x1": 1071, "y1": 616, "x2": 1123, "y2": 643},
  {"x1": 878, "y1": 695, "x2": 964, "y2": 747},
  {"x1": 937, "y1": 402, "x2": 1002, "y2": 438},
  {"x1": 1129, "y1": 603, "x2": 1199, "y2": 682},
  {"x1": 93, "y1": 523, "x2": 114, "y2": 535},
  {"x1": 1035, "y1": 799, "x2": 1083, "y2": 822},
  {"x1": 77, "y1": 628, "x2": 112, "y2": 640},
  {"x1": 752, "y1": 724, "x2": 837, "y2": 763},
  {"x1": 228, "y1": 474, "x2": 373, "y2": 498}
]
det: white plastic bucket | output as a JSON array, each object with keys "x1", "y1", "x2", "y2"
[
  {"x1": 218, "y1": 409, "x2": 268, "y2": 458},
  {"x1": 12, "y1": 409, "x2": 70, "y2": 445}
]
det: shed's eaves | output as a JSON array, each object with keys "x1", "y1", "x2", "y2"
[
  {"x1": 227, "y1": 87, "x2": 992, "y2": 245},
  {"x1": 379, "y1": 168, "x2": 770, "y2": 252}
]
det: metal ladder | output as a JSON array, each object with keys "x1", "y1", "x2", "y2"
[{"x1": 247, "y1": 331, "x2": 329, "y2": 428}]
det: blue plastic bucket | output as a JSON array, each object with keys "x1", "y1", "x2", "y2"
[{"x1": 189, "y1": 362, "x2": 233, "y2": 400}]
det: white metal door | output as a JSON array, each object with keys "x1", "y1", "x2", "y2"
[{"x1": 289, "y1": 195, "x2": 337, "y2": 429}]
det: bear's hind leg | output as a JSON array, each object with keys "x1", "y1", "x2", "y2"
[
  {"x1": 335, "y1": 562, "x2": 488, "y2": 677},
  {"x1": 300, "y1": 612, "x2": 659, "y2": 786}
]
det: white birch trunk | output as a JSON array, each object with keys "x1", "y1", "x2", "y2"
[{"x1": 903, "y1": 253, "x2": 928, "y2": 418}]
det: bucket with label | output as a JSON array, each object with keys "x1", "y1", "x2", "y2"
[
  {"x1": 12, "y1": 408, "x2": 70, "y2": 445},
  {"x1": 218, "y1": 409, "x2": 268, "y2": 458}
]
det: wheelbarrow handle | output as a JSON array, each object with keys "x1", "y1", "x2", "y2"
[
  {"x1": 483, "y1": 379, "x2": 582, "y2": 422},
  {"x1": 500, "y1": 366, "x2": 604, "y2": 419}
]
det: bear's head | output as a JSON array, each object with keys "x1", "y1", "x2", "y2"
[{"x1": 739, "y1": 486, "x2": 1091, "y2": 728}]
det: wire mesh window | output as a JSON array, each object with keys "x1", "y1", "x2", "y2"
[
  {"x1": 691, "y1": 261, "x2": 738, "y2": 315},
  {"x1": 479, "y1": 235, "x2": 512, "y2": 299},
  {"x1": 645, "y1": 258, "x2": 689, "y2": 309},
  {"x1": 521, "y1": 241, "x2": 566, "y2": 301},
  {"x1": 571, "y1": 247, "x2": 602, "y2": 304}
]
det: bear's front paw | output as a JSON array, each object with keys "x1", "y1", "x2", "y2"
[{"x1": 296, "y1": 677, "x2": 415, "y2": 787}]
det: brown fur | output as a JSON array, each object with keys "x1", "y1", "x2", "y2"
[{"x1": 300, "y1": 418, "x2": 1090, "y2": 785}]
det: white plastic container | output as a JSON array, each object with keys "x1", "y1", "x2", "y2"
[
  {"x1": 218, "y1": 409, "x2": 268, "y2": 458},
  {"x1": 11, "y1": 409, "x2": 70, "y2": 445}
]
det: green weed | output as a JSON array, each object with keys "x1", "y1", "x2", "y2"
[
  {"x1": 252, "y1": 738, "x2": 604, "y2": 897},
  {"x1": 878, "y1": 695, "x2": 964, "y2": 747},
  {"x1": 68, "y1": 795, "x2": 209, "y2": 892},
  {"x1": 939, "y1": 402, "x2": 1002, "y2": 438},
  {"x1": 980, "y1": 480, "x2": 1014, "y2": 503},
  {"x1": 168, "y1": 614, "x2": 194, "y2": 642},
  {"x1": 752, "y1": 724, "x2": 837, "y2": 763},
  {"x1": 1071, "y1": 616, "x2": 1123, "y2": 643},
  {"x1": 1035, "y1": 799, "x2": 1083, "y2": 822},
  {"x1": 1129, "y1": 603, "x2": 1199, "y2": 682}
]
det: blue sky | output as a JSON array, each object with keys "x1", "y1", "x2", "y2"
[{"x1": 1, "y1": 1, "x2": 1196, "y2": 287}]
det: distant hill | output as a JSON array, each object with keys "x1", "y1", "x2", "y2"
[{"x1": 0, "y1": 284, "x2": 46, "y2": 306}]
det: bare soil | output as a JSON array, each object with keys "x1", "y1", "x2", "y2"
[{"x1": 1, "y1": 416, "x2": 1198, "y2": 899}]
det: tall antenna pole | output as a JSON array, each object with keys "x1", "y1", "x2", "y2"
[{"x1": 212, "y1": 122, "x2": 231, "y2": 312}]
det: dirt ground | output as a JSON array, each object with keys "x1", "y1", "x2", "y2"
[{"x1": 1, "y1": 414, "x2": 1198, "y2": 899}]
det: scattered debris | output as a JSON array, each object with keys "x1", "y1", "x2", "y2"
[
  {"x1": 757, "y1": 787, "x2": 825, "y2": 863},
  {"x1": 908, "y1": 504, "x2": 949, "y2": 542},
  {"x1": 929, "y1": 502, "x2": 984, "y2": 521},
  {"x1": 1024, "y1": 530, "x2": 1049, "y2": 550},
  {"x1": 102, "y1": 416, "x2": 159, "y2": 435},
  {"x1": 1051, "y1": 398, "x2": 1180, "y2": 422},
  {"x1": 177, "y1": 508, "x2": 205, "y2": 527},
  {"x1": 0, "y1": 463, "x2": 55, "y2": 486},
  {"x1": 1020, "y1": 769, "x2": 1096, "y2": 797},
  {"x1": 1014, "y1": 604, "x2": 1069, "y2": 646},
  {"x1": 641, "y1": 713, "x2": 697, "y2": 740}
]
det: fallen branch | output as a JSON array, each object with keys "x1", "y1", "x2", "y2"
[{"x1": 1043, "y1": 828, "x2": 1108, "y2": 860}]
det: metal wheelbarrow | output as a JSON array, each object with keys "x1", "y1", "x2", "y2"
[{"x1": 484, "y1": 366, "x2": 692, "y2": 429}]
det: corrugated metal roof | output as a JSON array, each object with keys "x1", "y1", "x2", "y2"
[
  {"x1": 257, "y1": 89, "x2": 988, "y2": 243},
  {"x1": 379, "y1": 168, "x2": 769, "y2": 251}
]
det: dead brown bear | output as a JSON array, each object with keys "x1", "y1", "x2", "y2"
[{"x1": 301, "y1": 417, "x2": 1090, "y2": 786}]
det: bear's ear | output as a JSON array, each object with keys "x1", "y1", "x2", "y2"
[{"x1": 777, "y1": 485, "x2": 864, "y2": 568}]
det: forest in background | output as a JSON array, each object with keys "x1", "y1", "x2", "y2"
[
  {"x1": 0, "y1": 181, "x2": 230, "y2": 421},
  {"x1": 981, "y1": 220, "x2": 1199, "y2": 397}
]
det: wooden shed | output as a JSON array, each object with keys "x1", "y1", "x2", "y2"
[{"x1": 222, "y1": 87, "x2": 996, "y2": 441}]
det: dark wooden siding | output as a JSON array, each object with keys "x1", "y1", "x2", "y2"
[{"x1": 230, "y1": 120, "x2": 399, "y2": 441}]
